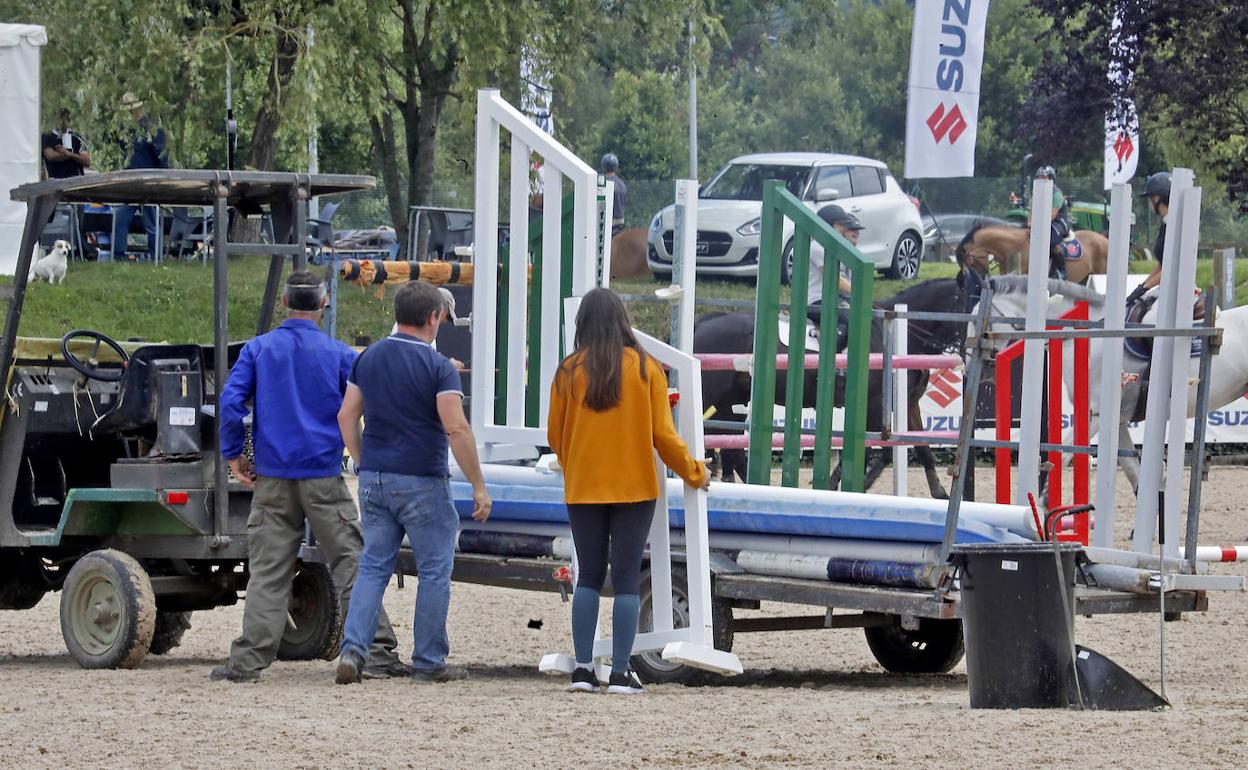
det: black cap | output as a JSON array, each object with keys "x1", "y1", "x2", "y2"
[{"x1": 817, "y1": 204, "x2": 864, "y2": 231}]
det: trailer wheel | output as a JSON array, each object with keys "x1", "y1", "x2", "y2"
[
  {"x1": 276, "y1": 562, "x2": 341, "y2": 661},
  {"x1": 864, "y1": 615, "x2": 964, "y2": 674},
  {"x1": 148, "y1": 611, "x2": 193, "y2": 655},
  {"x1": 631, "y1": 565, "x2": 733, "y2": 685},
  {"x1": 59, "y1": 550, "x2": 156, "y2": 669}
]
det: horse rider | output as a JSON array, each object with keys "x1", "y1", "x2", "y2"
[
  {"x1": 1128, "y1": 171, "x2": 1172, "y2": 305},
  {"x1": 1125, "y1": 170, "x2": 1203, "y2": 321},
  {"x1": 601, "y1": 153, "x2": 626, "y2": 235},
  {"x1": 1034, "y1": 165, "x2": 1073, "y2": 280},
  {"x1": 806, "y1": 204, "x2": 861, "y2": 351}
]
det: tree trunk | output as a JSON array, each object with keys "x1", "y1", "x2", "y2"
[
  {"x1": 370, "y1": 112, "x2": 408, "y2": 257},
  {"x1": 233, "y1": 19, "x2": 303, "y2": 244}
]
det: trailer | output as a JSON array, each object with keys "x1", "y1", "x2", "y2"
[{"x1": 0, "y1": 170, "x2": 371, "y2": 668}]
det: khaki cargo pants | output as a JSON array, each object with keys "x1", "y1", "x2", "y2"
[{"x1": 229, "y1": 475, "x2": 401, "y2": 674}]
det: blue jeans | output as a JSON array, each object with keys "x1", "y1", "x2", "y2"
[
  {"x1": 341, "y1": 471, "x2": 459, "y2": 671},
  {"x1": 108, "y1": 205, "x2": 157, "y2": 262}
]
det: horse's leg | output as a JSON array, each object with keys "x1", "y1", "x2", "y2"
[
  {"x1": 829, "y1": 457, "x2": 843, "y2": 491},
  {"x1": 723, "y1": 448, "x2": 748, "y2": 483},
  {"x1": 863, "y1": 448, "x2": 890, "y2": 492},
  {"x1": 1117, "y1": 421, "x2": 1141, "y2": 496}
]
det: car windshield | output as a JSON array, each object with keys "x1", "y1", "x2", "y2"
[{"x1": 700, "y1": 164, "x2": 810, "y2": 201}]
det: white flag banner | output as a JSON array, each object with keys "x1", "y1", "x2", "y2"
[
  {"x1": 1104, "y1": 103, "x2": 1140, "y2": 189},
  {"x1": 904, "y1": 0, "x2": 991, "y2": 179},
  {"x1": 1103, "y1": 8, "x2": 1140, "y2": 189}
]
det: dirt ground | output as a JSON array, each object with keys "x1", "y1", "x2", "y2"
[{"x1": 2, "y1": 466, "x2": 1247, "y2": 769}]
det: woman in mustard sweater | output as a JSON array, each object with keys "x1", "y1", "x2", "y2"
[{"x1": 547, "y1": 288, "x2": 709, "y2": 694}]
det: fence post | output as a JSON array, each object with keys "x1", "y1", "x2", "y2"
[
  {"x1": 891, "y1": 305, "x2": 909, "y2": 496},
  {"x1": 747, "y1": 181, "x2": 786, "y2": 485},
  {"x1": 782, "y1": 231, "x2": 812, "y2": 487},
  {"x1": 840, "y1": 253, "x2": 874, "y2": 492}
]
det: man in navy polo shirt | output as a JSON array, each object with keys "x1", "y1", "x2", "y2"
[
  {"x1": 210, "y1": 271, "x2": 407, "y2": 683},
  {"x1": 335, "y1": 280, "x2": 491, "y2": 684}
]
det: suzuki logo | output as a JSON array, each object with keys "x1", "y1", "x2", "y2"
[
  {"x1": 927, "y1": 103, "x2": 968, "y2": 145},
  {"x1": 925, "y1": 368, "x2": 962, "y2": 408}
]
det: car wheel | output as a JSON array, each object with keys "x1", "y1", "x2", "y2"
[
  {"x1": 886, "y1": 231, "x2": 922, "y2": 280},
  {"x1": 780, "y1": 238, "x2": 794, "y2": 286}
]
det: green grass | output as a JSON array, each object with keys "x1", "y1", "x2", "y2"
[
  {"x1": 4, "y1": 258, "x2": 1243, "y2": 346},
  {"x1": 4, "y1": 259, "x2": 398, "y2": 345}
]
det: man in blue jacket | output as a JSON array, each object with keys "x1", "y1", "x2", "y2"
[{"x1": 210, "y1": 271, "x2": 407, "y2": 683}]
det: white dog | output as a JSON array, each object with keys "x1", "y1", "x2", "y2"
[{"x1": 28, "y1": 240, "x2": 70, "y2": 284}]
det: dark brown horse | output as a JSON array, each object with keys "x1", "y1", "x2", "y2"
[{"x1": 693, "y1": 278, "x2": 969, "y2": 497}]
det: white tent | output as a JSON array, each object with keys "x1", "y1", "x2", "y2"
[{"x1": 0, "y1": 23, "x2": 46, "y2": 276}]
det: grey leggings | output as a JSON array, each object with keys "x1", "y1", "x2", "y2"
[{"x1": 566, "y1": 500, "x2": 657, "y2": 595}]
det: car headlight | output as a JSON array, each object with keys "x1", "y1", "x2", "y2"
[
  {"x1": 737, "y1": 218, "x2": 762, "y2": 237},
  {"x1": 649, "y1": 213, "x2": 663, "y2": 237}
]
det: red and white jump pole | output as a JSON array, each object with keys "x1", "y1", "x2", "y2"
[{"x1": 695, "y1": 352, "x2": 961, "y2": 372}]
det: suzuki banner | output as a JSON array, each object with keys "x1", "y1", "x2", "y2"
[{"x1": 904, "y1": 0, "x2": 990, "y2": 179}]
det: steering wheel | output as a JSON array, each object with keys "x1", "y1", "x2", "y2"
[{"x1": 61, "y1": 329, "x2": 130, "y2": 382}]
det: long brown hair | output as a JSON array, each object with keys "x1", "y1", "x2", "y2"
[{"x1": 557, "y1": 288, "x2": 648, "y2": 411}]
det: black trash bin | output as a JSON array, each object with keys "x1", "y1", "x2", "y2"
[{"x1": 951, "y1": 542, "x2": 1081, "y2": 709}]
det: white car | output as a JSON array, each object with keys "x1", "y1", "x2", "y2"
[{"x1": 647, "y1": 152, "x2": 925, "y2": 281}]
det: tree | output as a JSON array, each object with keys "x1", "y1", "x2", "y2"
[
  {"x1": 326, "y1": 0, "x2": 720, "y2": 257},
  {"x1": 1025, "y1": 1, "x2": 1248, "y2": 211}
]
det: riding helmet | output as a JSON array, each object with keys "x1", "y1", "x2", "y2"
[
  {"x1": 1140, "y1": 171, "x2": 1172, "y2": 201},
  {"x1": 1035, "y1": 165, "x2": 1056, "y2": 179},
  {"x1": 601, "y1": 153, "x2": 619, "y2": 172},
  {"x1": 817, "y1": 204, "x2": 864, "y2": 231}
]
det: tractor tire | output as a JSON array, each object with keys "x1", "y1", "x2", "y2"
[
  {"x1": 148, "y1": 611, "x2": 193, "y2": 655},
  {"x1": 631, "y1": 564, "x2": 733, "y2": 685},
  {"x1": 864, "y1": 615, "x2": 964, "y2": 674},
  {"x1": 275, "y1": 562, "x2": 341, "y2": 661},
  {"x1": 59, "y1": 550, "x2": 156, "y2": 670}
]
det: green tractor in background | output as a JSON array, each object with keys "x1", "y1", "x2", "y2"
[{"x1": 1005, "y1": 154, "x2": 1110, "y2": 233}]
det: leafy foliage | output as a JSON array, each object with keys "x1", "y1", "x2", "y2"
[{"x1": 1026, "y1": 0, "x2": 1248, "y2": 211}]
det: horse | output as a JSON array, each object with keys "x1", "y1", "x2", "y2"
[
  {"x1": 956, "y1": 222, "x2": 1109, "y2": 284},
  {"x1": 609, "y1": 228, "x2": 653, "y2": 280},
  {"x1": 980, "y1": 278, "x2": 1248, "y2": 496},
  {"x1": 693, "y1": 277, "x2": 970, "y2": 498}
]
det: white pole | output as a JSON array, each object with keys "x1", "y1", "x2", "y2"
[
  {"x1": 1133, "y1": 168, "x2": 1194, "y2": 551},
  {"x1": 538, "y1": 166, "x2": 563, "y2": 426},
  {"x1": 599, "y1": 179, "x2": 614, "y2": 287},
  {"x1": 506, "y1": 135, "x2": 531, "y2": 426},
  {"x1": 471, "y1": 90, "x2": 502, "y2": 438},
  {"x1": 1016, "y1": 178, "x2": 1054, "y2": 505},
  {"x1": 892, "y1": 305, "x2": 909, "y2": 496},
  {"x1": 1162, "y1": 185, "x2": 1201, "y2": 557},
  {"x1": 1093, "y1": 184, "x2": 1132, "y2": 547},
  {"x1": 688, "y1": 16, "x2": 698, "y2": 180},
  {"x1": 673, "y1": 179, "x2": 698, "y2": 355}
]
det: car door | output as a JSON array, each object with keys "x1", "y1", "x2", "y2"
[{"x1": 843, "y1": 165, "x2": 893, "y2": 265}]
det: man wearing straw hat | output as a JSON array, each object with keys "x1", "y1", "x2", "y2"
[{"x1": 108, "y1": 92, "x2": 167, "y2": 262}]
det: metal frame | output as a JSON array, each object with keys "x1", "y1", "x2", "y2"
[
  {"x1": 4, "y1": 169, "x2": 373, "y2": 553},
  {"x1": 748, "y1": 180, "x2": 875, "y2": 490}
]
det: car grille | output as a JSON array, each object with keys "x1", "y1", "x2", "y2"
[{"x1": 661, "y1": 230, "x2": 734, "y2": 258}]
